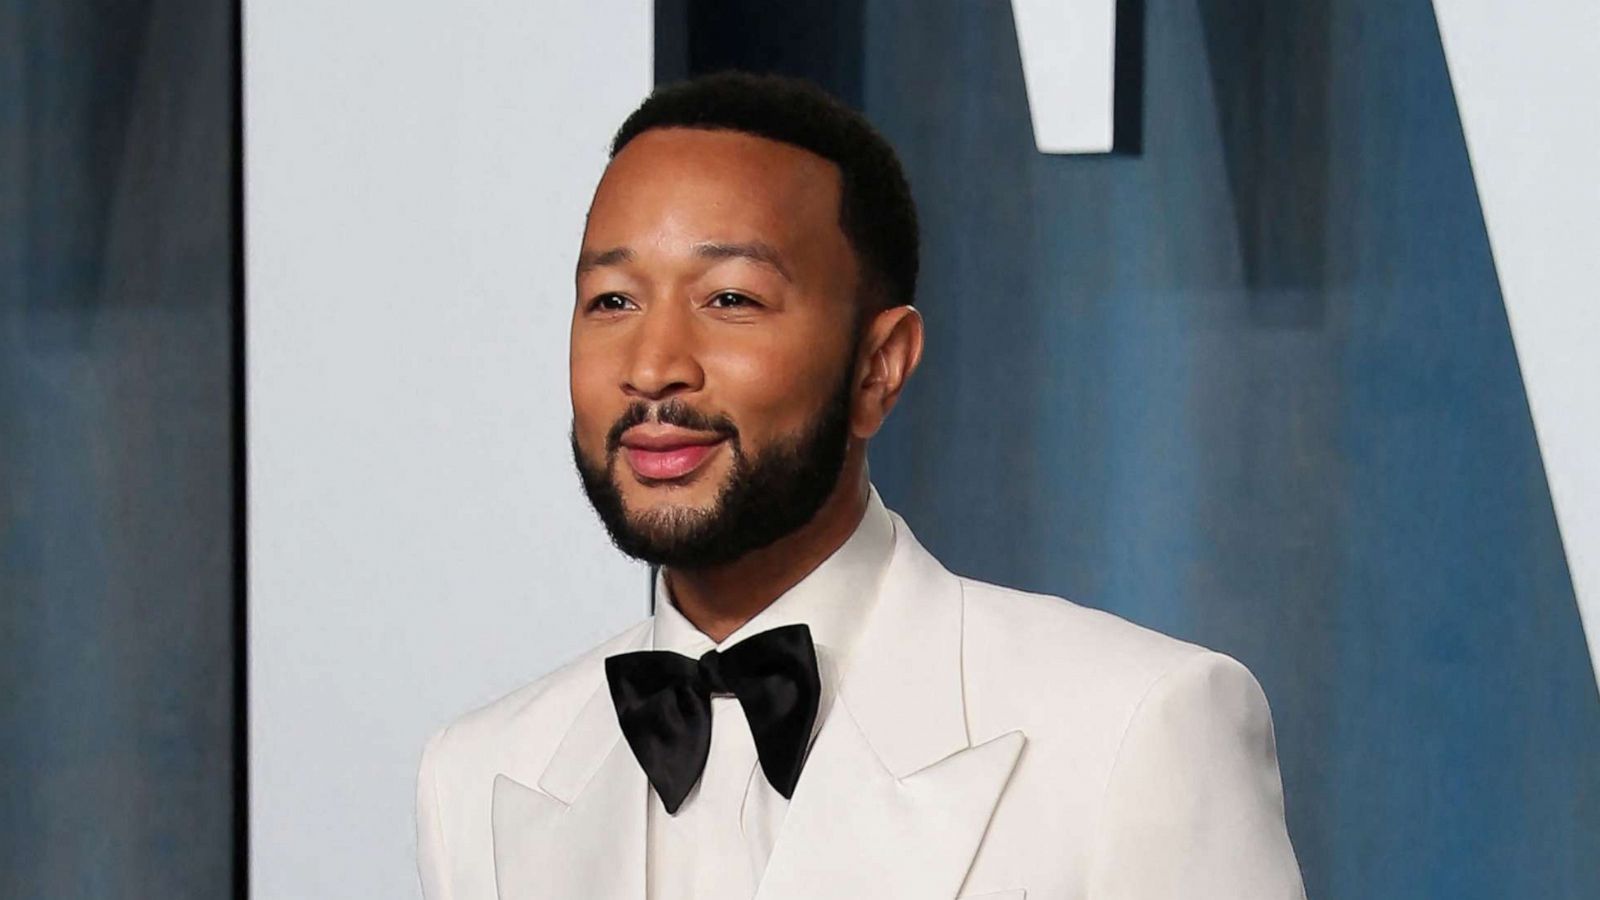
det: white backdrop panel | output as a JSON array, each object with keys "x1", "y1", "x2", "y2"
[
  {"x1": 1010, "y1": 0, "x2": 1117, "y2": 153},
  {"x1": 245, "y1": 2, "x2": 653, "y2": 895},
  {"x1": 1434, "y1": 0, "x2": 1600, "y2": 683}
]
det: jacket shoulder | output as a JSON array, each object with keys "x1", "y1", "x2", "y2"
[
  {"x1": 955, "y1": 575, "x2": 1253, "y2": 729},
  {"x1": 960, "y1": 575, "x2": 1210, "y2": 668},
  {"x1": 425, "y1": 616, "x2": 650, "y2": 776}
]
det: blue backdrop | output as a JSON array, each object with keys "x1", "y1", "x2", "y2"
[
  {"x1": 0, "y1": 1, "x2": 238, "y2": 896},
  {"x1": 857, "y1": 1, "x2": 1600, "y2": 897}
]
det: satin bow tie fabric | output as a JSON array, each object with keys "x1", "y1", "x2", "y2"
[{"x1": 604, "y1": 623, "x2": 822, "y2": 815}]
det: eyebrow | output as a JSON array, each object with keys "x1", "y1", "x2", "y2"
[
  {"x1": 576, "y1": 246, "x2": 634, "y2": 274},
  {"x1": 691, "y1": 241, "x2": 792, "y2": 282},
  {"x1": 575, "y1": 241, "x2": 793, "y2": 282}
]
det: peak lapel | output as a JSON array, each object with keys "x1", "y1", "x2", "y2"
[
  {"x1": 755, "y1": 511, "x2": 1027, "y2": 900},
  {"x1": 492, "y1": 741, "x2": 647, "y2": 900},
  {"x1": 492, "y1": 628, "x2": 652, "y2": 900},
  {"x1": 755, "y1": 703, "x2": 1025, "y2": 900}
]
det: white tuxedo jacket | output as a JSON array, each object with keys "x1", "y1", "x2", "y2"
[{"x1": 416, "y1": 508, "x2": 1305, "y2": 900}]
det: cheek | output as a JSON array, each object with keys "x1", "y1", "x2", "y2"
[
  {"x1": 705, "y1": 337, "x2": 842, "y2": 438},
  {"x1": 569, "y1": 346, "x2": 615, "y2": 451}
]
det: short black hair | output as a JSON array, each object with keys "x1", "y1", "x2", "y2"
[{"x1": 611, "y1": 72, "x2": 919, "y2": 313}]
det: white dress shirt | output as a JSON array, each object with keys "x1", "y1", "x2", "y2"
[{"x1": 644, "y1": 485, "x2": 897, "y2": 900}]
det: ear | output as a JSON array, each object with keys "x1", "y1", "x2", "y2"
[{"x1": 850, "y1": 305, "x2": 925, "y2": 440}]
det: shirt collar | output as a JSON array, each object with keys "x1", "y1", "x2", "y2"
[{"x1": 650, "y1": 481, "x2": 897, "y2": 686}]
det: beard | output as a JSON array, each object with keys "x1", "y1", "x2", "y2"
[{"x1": 570, "y1": 361, "x2": 855, "y2": 569}]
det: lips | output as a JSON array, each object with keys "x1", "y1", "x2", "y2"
[
  {"x1": 618, "y1": 428, "x2": 728, "y2": 481},
  {"x1": 623, "y1": 441, "x2": 724, "y2": 480}
]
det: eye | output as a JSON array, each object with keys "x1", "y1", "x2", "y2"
[
  {"x1": 708, "y1": 291, "x2": 759, "y2": 309},
  {"x1": 586, "y1": 293, "x2": 635, "y2": 313}
]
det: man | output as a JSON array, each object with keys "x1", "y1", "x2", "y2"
[{"x1": 416, "y1": 72, "x2": 1304, "y2": 900}]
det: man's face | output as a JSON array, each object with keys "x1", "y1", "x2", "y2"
[{"x1": 569, "y1": 128, "x2": 863, "y2": 567}]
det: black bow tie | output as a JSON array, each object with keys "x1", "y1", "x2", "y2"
[{"x1": 604, "y1": 623, "x2": 822, "y2": 815}]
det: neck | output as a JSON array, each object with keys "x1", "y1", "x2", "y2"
[{"x1": 663, "y1": 460, "x2": 870, "y2": 643}]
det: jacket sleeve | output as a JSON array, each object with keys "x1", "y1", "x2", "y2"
[
  {"x1": 416, "y1": 727, "x2": 454, "y2": 900},
  {"x1": 1086, "y1": 651, "x2": 1306, "y2": 899}
]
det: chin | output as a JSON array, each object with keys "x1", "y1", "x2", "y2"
[{"x1": 617, "y1": 475, "x2": 719, "y2": 513}]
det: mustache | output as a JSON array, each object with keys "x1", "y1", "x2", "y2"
[{"x1": 603, "y1": 399, "x2": 740, "y2": 455}]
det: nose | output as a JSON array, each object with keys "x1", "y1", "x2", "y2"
[{"x1": 622, "y1": 300, "x2": 703, "y2": 401}]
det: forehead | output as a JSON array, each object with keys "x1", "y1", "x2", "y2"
[{"x1": 584, "y1": 128, "x2": 844, "y2": 249}]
